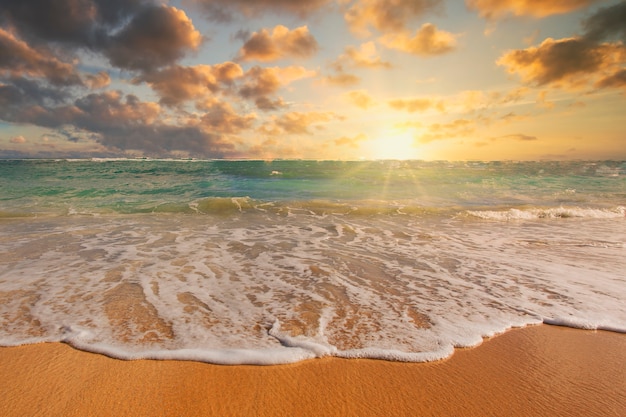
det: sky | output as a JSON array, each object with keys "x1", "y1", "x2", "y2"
[{"x1": 1, "y1": 0, "x2": 625, "y2": 160}]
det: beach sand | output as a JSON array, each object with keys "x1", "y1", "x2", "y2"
[{"x1": 0, "y1": 325, "x2": 624, "y2": 417}]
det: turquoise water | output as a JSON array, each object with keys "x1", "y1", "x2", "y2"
[
  {"x1": 0, "y1": 159, "x2": 625, "y2": 364},
  {"x1": 2, "y1": 159, "x2": 625, "y2": 216}
]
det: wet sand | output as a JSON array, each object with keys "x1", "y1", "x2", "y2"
[{"x1": 0, "y1": 325, "x2": 624, "y2": 417}]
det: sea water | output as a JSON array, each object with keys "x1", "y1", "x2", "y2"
[{"x1": 0, "y1": 159, "x2": 624, "y2": 364}]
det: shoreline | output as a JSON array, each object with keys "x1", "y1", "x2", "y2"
[{"x1": 1, "y1": 325, "x2": 624, "y2": 417}]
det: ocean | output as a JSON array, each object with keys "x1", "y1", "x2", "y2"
[{"x1": 0, "y1": 159, "x2": 625, "y2": 365}]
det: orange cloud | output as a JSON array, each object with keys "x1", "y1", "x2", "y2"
[
  {"x1": 84, "y1": 71, "x2": 111, "y2": 89},
  {"x1": 332, "y1": 42, "x2": 392, "y2": 70},
  {"x1": 595, "y1": 69, "x2": 626, "y2": 89},
  {"x1": 419, "y1": 118, "x2": 475, "y2": 143},
  {"x1": 494, "y1": 133, "x2": 537, "y2": 141},
  {"x1": 497, "y1": 37, "x2": 626, "y2": 90},
  {"x1": 344, "y1": 0, "x2": 443, "y2": 36},
  {"x1": 344, "y1": 90, "x2": 376, "y2": 109},
  {"x1": 239, "y1": 65, "x2": 316, "y2": 107},
  {"x1": 237, "y1": 25, "x2": 319, "y2": 62},
  {"x1": 388, "y1": 97, "x2": 445, "y2": 113},
  {"x1": 380, "y1": 23, "x2": 457, "y2": 56},
  {"x1": 466, "y1": 0, "x2": 601, "y2": 19},
  {"x1": 254, "y1": 96, "x2": 287, "y2": 111},
  {"x1": 137, "y1": 63, "x2": 244, "y2": 106},
  {"x1": 334, "y1": 133, "x2": 368, "y2": 148},
  {"x1": 325, "y1": 41, "x2": 388, "y2": 89},
  {"x1": 321, "y1": 73, "x2": 361, "y2": 86},
  {"x1": 0, "y1": 28, "x2": 81, "y2": 85},
  {"x1": 196, "y1": 100, "x2": 256, "y2": 134},
  {"x1": 10, "y1": 135, "x2": 26, "y2": 144},
  {"x1": 260, "y1": 111, "x2": 336, "y2": 135}
]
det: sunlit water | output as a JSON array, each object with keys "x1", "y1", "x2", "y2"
[{"x1": 1, "y1": 159, "x2": 624, "y2": 364}]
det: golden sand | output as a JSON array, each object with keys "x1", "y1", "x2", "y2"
[{"x1": 0, "y1": 325, "x2": 624, "y2": 417}]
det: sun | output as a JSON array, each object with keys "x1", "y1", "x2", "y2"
[{"x1": 367, "y1": 129, "x2": 420, "y2": 160}]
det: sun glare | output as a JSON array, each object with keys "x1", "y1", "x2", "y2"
[{"x1": 368, "y1": 130, "x2": 419, "y2": 160}]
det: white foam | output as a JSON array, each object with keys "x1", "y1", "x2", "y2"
[
  {"x1": 466, "y1": 206, "x2": 625, "y2": 220},
  {"x1": 1, "y1": 211, "x2": 625, "y2": 365}
]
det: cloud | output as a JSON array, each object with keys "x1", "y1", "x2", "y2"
[
  {"x1": 196, "y1": 0, "x2": 332, "y2": 21},
  {"x1": 239, "y1": 66, "x2": 315, "y2": 97},
  {"x1": 104, "y1": 5, "x2": 203, "y2": 71},
  {"x1": 275, "y1": 111, "x2": 335, "y2": 134},
  {"x1": 237, "y1": 25, "x2": 319, "y2": 62},
  {"x1": 344, "y1": 90, "x2": 376, "y2": 109},
  {"x1": 331, "y1": 42, "x2": 392, "y2": 71},
  {"x1": 84, "y1": 71, "x2": 111, "y2": 89},
  {"x1": 535, "y1": 90, "x2": 554, "y2": 109},
  {"x1": 1, "y1": 0, "x2": 108, "y2": 45},
  {"x1": 0, "y1": 28, "x2": 82, "y2": 86},
  {"x1": 344, "y1": 0, "x2": 443, "y2": 36},
  {"x1": 321, "y1": 73, "x2": 361, "y2": 86},
  {"x1": 196, "y1": 100, "x2": 256, "y2": 134},
  {"x1": 324, "y1": 42, "x2": 388, "y2": 89},
  {"x1": 253, "y1": 96, "x2": 287, "y2": 111},
  {"x1": 418, "y1": 118, "x2": 475, "y2": 143},
  {"x1": 499, "y1": 112, "x2": 528, "y2": 123},
  {"x1": 466, "y1": 0, "x2": 601, "y2": 19},
  {"x1": 491, "y1": 133, "x2": 538, "y2": 141},
  {"x1": 0, "y1": 88, "x2": 237, "y2": 158},
  {"x1": 239, "y1": 65, "x2": 316, "y2": 108},
  {"x1": 497, "y1": 37, "x2": 626, "y2": 90},
  {"x1": 496, "y1": 4, "x2": 626, "y2": 92},
  {"x1": 136, "y1": 63, "x2": 244, "y2": 106},
  {"x1": 260, "y1": 111, "x2": 336, "y2": 135},
  {"x1": 595, "y1": 68, "x2": 626, "y2": 89},
  {"x1": 380, "y1": 23, "x2": 457, "y2": 56},
  {"x1": 582, "y1": 1, "x2": 626, "y2": 43},
  {"x1": 334, "y1": 133, "x2": 368, "y2": 148},
  {"x1": 1, "y1": 2, "x2": 203, "y2": 74},
  {"x1": 10, "y1": 135, "x2": 27, "y2": 144},
  {"x1": 138, "y1": 64, "x2": 313, "y2": 111},
  {"x1": 73, "y1": 91, "x2": 162, "y2": 131},
  {"x1": 388, "y1": 97, "x2": 445, "y2": 113},
  {"x1": 0, "y1": 78, "x2": 70, "y2": 124}
]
